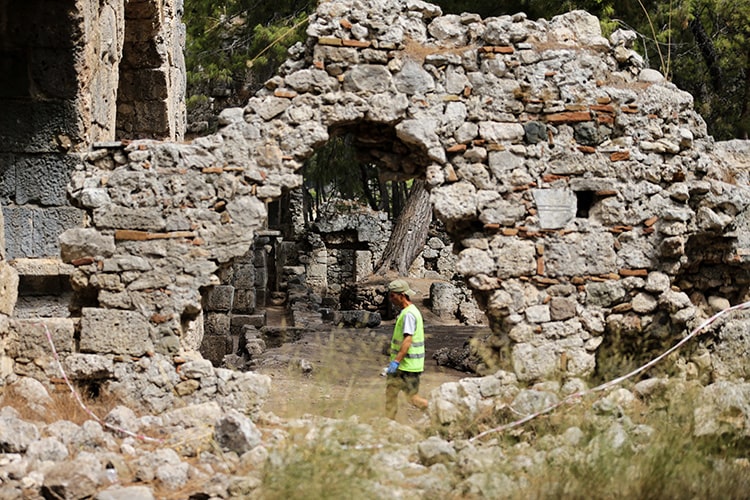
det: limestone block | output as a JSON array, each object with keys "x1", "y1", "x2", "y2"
[
  {"x1": 233, "y1": 264, "x2": 256, "y2": 289},
  {"x1": 704, "y1": 310, "x2": 750, "y2": 381},
  {"x1": 532, "y1": 189, "x2": 577, "y2": 229},
  {"x1": 15, "y1": 153, "x2": 78, "y2": 206},
  {"x1": 544, "y1": 232, "x2": 617, "y2": 277},
  {"x1": 354, "y1": 250, "x2": 373, "y2": 281},
  {"x1": 645, "y1": 271, "x2": 671, "y2": 293},
  {"x1": 80, "y1": 308, "x2": 153, "y2": 356},
  {"x1": 456, "y1": 248, "x2": 494, "y2": 277},
  {"x1": 632, "y1": 292, "x2": 657, "y2": 313},
  {"x1": 63, "y1": 353, "x2": 114, "y2": 380},
  {"x1": 232, "y1": 289, "x2": 256, "y2": 314},
  {"x1": 199, "y1": 335, "x2": 232, "y2": 366},
  {"x1": 204, "y1": 312, "x2": 230, "y2": 337},
  {"x1": 693, "y1": 382, "x2": 750, "y2": 437},
  {"x1": 59, "y1": 228, "x2": 115, "y2": 262},
  {"x1": 511, "y1": 343, "x2": 559, "y2": 382},
  {"x1": 342, "y1": 64, "x2": 392, "y2": 94},
  {"x1": 396, "y1": 118, "x2": 445, "y2": 163},
  {"x1": 182, "y1": 311, "x2": 204, "y2": 352},
  {"x1": 93, "y1": 206, "x2": 166, "y2": 231},
  {"x1": 430, "y1": 281, "x2": 460, "y2": 319},
  {"x1": 10, "y1": 318, "x2": 74, "y2": 359},
  {"x1": 205, "y1": 285, "x2": 234, "y2": 312},
  {"x1": 0, "y1": 262, "x2": 18, "y2": 315},
  {"x1": 550, "y1": 297, "x2": 577, "y2": 321},
  {"x1": 367, "y1": 93, "x2": 409, "y2": 123},
  {"x1": 479, "y1": 121, "x2": 525, "y2": 143},
  {"x1": 585, "y1": 281, "x2": 626, "y2": 308},
  {"x1": 393, "y1": 59, "x2": 436, "y2": 95},
  {"x1": 525, "y1": 304, "x2": 550, "y2": 324},
  {"x1": 432, "y1": 181, "x2": 477, "y2": 223},
  {"x1": 511, "y1": 389, "x2": 560, "y2": 416},
  {"x1": 489, "y1": 238, "x2": 537, "y2": 278}
]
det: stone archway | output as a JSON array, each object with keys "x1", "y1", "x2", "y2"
[{"x1": 51, "y1": 1, "x2": 750, "y2": 400}]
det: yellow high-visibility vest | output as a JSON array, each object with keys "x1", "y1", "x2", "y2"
[{"x1": 390, "y1": 304, "x2": 425, "y2": 372}]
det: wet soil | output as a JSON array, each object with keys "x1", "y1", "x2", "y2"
[{"x1": 255, "y1": 306, "x2": 489, "y2": 425}]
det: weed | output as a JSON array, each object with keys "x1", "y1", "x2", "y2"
[{"x1": 260, "y1": 435, "x2": 379, "y2": 500}]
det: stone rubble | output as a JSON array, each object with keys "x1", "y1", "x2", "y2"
[{"x1": 1, "y1": 369, "x2": 748, "y2": 498}]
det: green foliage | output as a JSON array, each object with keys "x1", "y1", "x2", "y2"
[
  {"x1": 517, "y1": 397, "x2": 750, "y2": 499},
  {"x1": 304, "y1": 136, "x2": 368, "y2": 204},
  {"x1": 183, "y1": 0, "x2": 314, "y2": 101},
  {"x1": 261, "y1": 435, "x2": 378, "y2": 500}
]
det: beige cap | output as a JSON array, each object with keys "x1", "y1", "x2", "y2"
[{"x1": 388, "y1": 279, "x2": 415, "y2": 297}]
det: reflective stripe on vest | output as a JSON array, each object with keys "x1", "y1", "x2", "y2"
[{"x1": 389, "y1": 303, "x2": 425, "y2": 372}]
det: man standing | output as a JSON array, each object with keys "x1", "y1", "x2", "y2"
[{"x1": 385, "y1": 279, "x2": 428, "y2": 420}]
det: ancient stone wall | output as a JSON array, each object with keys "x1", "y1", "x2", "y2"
[
  {"x1": 3, "y1": 0, "x2": 750, "y2": 400},
  {"x1": 0, "y1": 0, "x2": 185, "y2": 261}
]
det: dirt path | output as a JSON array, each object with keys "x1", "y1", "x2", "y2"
[{"x1": 255, "y1": 307, "x2": 486, "y2": 424}]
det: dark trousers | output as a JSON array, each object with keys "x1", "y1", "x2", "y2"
[{"x1": 385, "y1": 370, "x2": 422, "y2": 419}]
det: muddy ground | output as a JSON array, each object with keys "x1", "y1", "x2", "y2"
[{"x1": 254, "y1": 306, "x2": 488, "y2": 425}]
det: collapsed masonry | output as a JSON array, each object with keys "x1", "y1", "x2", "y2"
[{"x1": 2, "y1": 0, "x2": 750, "y2": 410}]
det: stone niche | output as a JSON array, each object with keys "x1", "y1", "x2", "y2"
[{"x1": 3, "y1": 0, "x2": 750, "y2": 402}]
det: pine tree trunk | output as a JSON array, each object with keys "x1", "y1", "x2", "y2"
[{"x1": 375, "y1": 180, "x2": 431, "y2": 276}]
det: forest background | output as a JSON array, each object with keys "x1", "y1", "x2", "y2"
[{"x1": 183, "y1": 0, "x2": 750, "y2": 274}]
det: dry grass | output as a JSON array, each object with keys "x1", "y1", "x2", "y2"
[{"x1": 1, "y1": 382, "x2": 124, "y2": 425}]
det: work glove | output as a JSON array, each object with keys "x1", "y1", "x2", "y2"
[{"x1": 386, "y1": 360, "x2": 400, "y2": 375}]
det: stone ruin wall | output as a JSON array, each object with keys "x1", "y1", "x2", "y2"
[{"x1": 2, "y1": 0, "x2": 750, "y2": 409}]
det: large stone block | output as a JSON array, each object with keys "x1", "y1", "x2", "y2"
[
  {"x1": 34, "y1": 207, "x2": 84, "y2": 258},
  {"x1": 0, "y1": 262, "x2": 18, "y2": 315},
  {"x1": 3, "y1": 207, "x2": 33, "y2": 259},
  {"x1": 532, "y1": 188, "x2": 577, "y2": 229},
  {"x1": 92, "y1": 206, "x2": 166, "y2": 231},
  {"x1": 233, "y1": 264, "x2": 256, "y2": 289},
  {"x1": 0, "y1": 155, "x2": 16, "y2": 205},
  {"x1": 544, "y1": 232, "x2": 617, "y2": 277},
  {"x1": 232, "y1": 289, "x2": 256, "y2": 314},
  {"x1": 489, "y1": 238, "x2": 537, "y2": 278},
  {"x1": 80, "y1": 308, "x2": 153, "y2": 356},
  {"x1": 204, "y1": 285, "x2": 234, "y2": 312},
  {"x1": 200, "y1": 335, "x2": 232, "y2": 366},
  {"x1": 4, "y1": 207, "x2": 84, "y2": 260},
  {"x1": 16, "y1": 154, "x2": 79, "y2": 205},
  {"x1": 204, "y1": 312, "x2": 230, "y2": 336},
  {"x1": 354, "y1": 250, "x2": 373, "y2": 281},
  {"x1": 9, "y1": 318, "x2": 74, "y2": 359},
  {"x1": 0, "y1": 100, "x2": 84, "y2": 154},
  {"x1": 430, "y1": 281, "x2": 459, "y2": 319},
  {"x1": 29, "y1": 49, "x2": 78, "y2": 100},
  {"x1": 59, "y1": 227, "x2": 115, "y2": 263}
]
